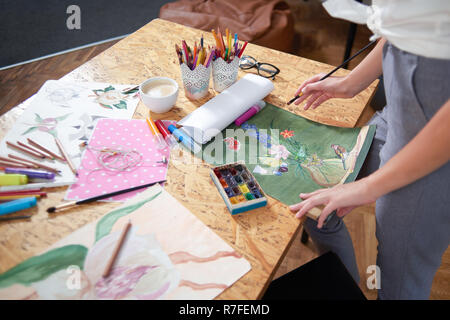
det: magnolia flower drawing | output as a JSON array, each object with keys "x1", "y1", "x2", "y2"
[
  {"x1": 22, "y1": 113, "x2": 72, "y2": 137},
  {"x1": 269, "y1": 144, "x2": 290, "y2": 160},
  {"x1": 92, "y1": 85, "x2": 133, "y2": 110}
]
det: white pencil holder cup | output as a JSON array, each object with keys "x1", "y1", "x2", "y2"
[
  {"x1": 180, "y1": 63, "x2": 211, "y2": 100},
  {"x1": 212, "y1": 57, "x2": 240, "y2": 92}
]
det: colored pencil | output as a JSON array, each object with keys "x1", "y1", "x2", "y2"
[
  {"x1": 46, "y1": 179, "x2": 166, "y2": 213},
  {"x1": 0, "y1": 189, "x2": 42, "y2": 196},
  {"x1": 0, "y1": 156, "x2": 38, "y2": 168},
  {"x1": 27, "y1": 138, "x2": 66, "y2": 162},
  {"x1": 238, "y1": 41, "x2": 248, "y2": 58},
  {"x1": 102, "y1": 220, "x2": 132, "y2": 278},
  {"x1": 17, "y1": 141, "x2": 52, "y2": 160},
  {"x1": 8, "y1": 154, "x2": 60, "y2": 174},
  {"x1": 0, "y1": 194, "x2": 44, "y2": 200},
  {"x1": 54, "y1": 137, "x2": 77, "y2": 176},
  {"x1": 0, "y1": 161, "x2": 28, "y2": 169},
  {"x1": 6, "y1": 141, "x2": 45, "y2": 159}
]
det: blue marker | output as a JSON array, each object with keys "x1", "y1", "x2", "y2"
[
  {"x1": 0, "y1": 197, "x2": 37, "y2": 216},
  {"x1": 167, "y1": 125, "x2": 202, "y2": 154}
]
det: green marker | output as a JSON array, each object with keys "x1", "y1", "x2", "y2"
[{"x1": 0, "y1": 174, "x2": 28, "y2": 186}]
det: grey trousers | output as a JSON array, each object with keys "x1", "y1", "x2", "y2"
[{"x1": 303, "y1": 43, "x2": 450, "y2": 300}]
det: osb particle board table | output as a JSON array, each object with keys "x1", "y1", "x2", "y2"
[{"x1": 0, "y1": 19, "x2": 378, "y2": 299}]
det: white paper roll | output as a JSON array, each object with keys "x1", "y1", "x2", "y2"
[{"x1": 178, "y1": 74, "x2": 274, "y2": 144}]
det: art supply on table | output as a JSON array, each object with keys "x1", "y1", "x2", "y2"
[
  {"x1": 0, "y1": 155, "x2": 38, "y2": 168},
  {"x1": 210, "y1": 28, "x2": 246, "y2": 92},
  {"x1": 234, "y1": 101, "x2": 266, "y2": 126},
  {"x1": 155, "y1": 120, "x2": 179, "y2": 150},
  {"x1": 8, "y1": 154, "x2": 60, "y2": 174},
  {"x1": 54, "y1": 137, "x2": 77, "y2": 176},
  {"x1": 1, "y1": 167, "x2": 55, "y2": 180},
  {"x1": 1, "y1": 185, "x2": 251, "y2": 300},
  {"x1": 167, "y1": 124, "x2": 202, "y2": 154},
  {"x1": 146, "y1": 117, "x2": 167, "y2": 149},
  {"x1": 0, "y1": 180, "x2": 74, "y2": 192},
  {"x1": 102, "y1": 220, "x2": 132, "y2": 278},
  {"x1": 0, "y1": 174, "x2": 28, "y2": 186},
  {"x1": 210, "y1": 162, "x2": 267, "y2": 215},
  {"x1": 177, "y1": 37, "x2": 212, "y2": 100},
  {"x1": 50, "y1": 179, "x2": 165, "y2": 213},
  {"x1": 0, "y1": 197, "x2": 37, "y2": 216},
  {"x1": 287, "y1": 40, "x2": 377, "y2": 105},
  {"x1": 6, "y1": 141, "x2": 45, "y2": 159},
  {"x1": 0, "y1": 189, "x2": 42, "y2": 196},
  {"x1": 16, "y1": 141, "x2": 52, "y2": 159},
  {"x1": 139, "y1": 77, "x2": 179, "y2": 113},
  {"x1": 178, "y1": 74, "x2": 274, "y2": 145},
  {"x1": 27, "y1": 138, "x2": 66, "y2": 162},
  {"x1": 66, "y1": 118, "x2": 170, "y2": 203},
  {"x1": 0, "y1": 80, "x2": 140, "y2": 189},
  {"x1": 0, "y1": 215, "x2": 32, "y2": 222},
  {"x1": 0, "y1": 193, "x2": 45, "y2": 200}
]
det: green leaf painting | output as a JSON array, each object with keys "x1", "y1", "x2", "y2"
[
  {"x1": 0, "y1": 245, "x2": 88, "y2": 289},
  {"x1": 113, "y1": 100, "x2": 127, "y2": 110},
  {"x1": 95, "y1": 190, "x2": 162, "y2": 242},
  {"x1": 201, "y1": 103, "x2": 375, "y2": 206}
]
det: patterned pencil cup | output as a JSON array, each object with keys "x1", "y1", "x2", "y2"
[
  {"x1": 212, "y1": 57, "x2": 240, "y2": 92},
  {"x1": 180, "y1": 63, "x2": 211, "y2": 100}
]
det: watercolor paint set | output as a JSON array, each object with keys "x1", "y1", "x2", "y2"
[{"x1": 210, "y1": 162, "x2": 267, "y2": 215}]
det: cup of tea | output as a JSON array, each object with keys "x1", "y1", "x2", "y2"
[{"x1": 139, "y1": 77, "x2": 179, "y2": 113}]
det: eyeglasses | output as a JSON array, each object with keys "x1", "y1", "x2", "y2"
[{"x1": 239, "y1": 55, "x2": 280, "y2": 79}]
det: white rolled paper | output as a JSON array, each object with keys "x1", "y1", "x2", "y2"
[{"x1": 178, "y1": 74, "x2": 274, "y2": 144}]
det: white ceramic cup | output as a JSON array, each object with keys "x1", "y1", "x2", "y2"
[{"x1": 139, "y1": 77, "x2": 179, "y2": 113}]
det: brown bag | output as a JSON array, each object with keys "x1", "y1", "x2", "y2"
[{"x1": 159, "y1": 0, "x2": 295, "y2": 53}]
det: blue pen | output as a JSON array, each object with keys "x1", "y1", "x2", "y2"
[
  {"x1": 167, "y1": 125, "x2": 202, "y2": 154},
  {"x1": 0, "y1": 197, "x2": 37, "y2": 216}
]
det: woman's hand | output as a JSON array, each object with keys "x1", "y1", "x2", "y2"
[
  {"x1": 289, "y1": 178, "x2": 379, "y2": 228},
  {"x1": 293, "y1": 74, "x2": 356, "y2": 110}
]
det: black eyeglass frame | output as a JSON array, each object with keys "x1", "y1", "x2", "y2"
[{"x1": 239, "y1": 55, "x2": 280, "y2": 79}]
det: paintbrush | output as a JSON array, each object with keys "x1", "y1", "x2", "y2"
[
  {"x1": 102, "y1": 219, "x2": 132, "y2": 278},
  {"x1": 287, "y1": 40, "x2": 377, "y2": 105},
  {"x1": 46, "y1": 179, "x2": 166, "y2": 213}
]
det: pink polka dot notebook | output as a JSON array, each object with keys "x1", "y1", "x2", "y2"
[{"x1": 65, "y1": 118, "x2": 171, "y2": 202}]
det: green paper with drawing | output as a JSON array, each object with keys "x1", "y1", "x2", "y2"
[{"x1": 202, "y1": 103, "x2": 375, "y2": 205}]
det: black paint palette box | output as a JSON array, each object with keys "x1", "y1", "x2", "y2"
[{"x1": 210, "y1": 161, "x2": 267, "y2": 215}]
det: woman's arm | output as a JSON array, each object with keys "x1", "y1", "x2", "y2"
[
  {"x1": 290, "y1": 99, "x2": 450, "y2": 228},
  {"x1": 294, "y1": 38, "x2": 386, "y2": 109}
]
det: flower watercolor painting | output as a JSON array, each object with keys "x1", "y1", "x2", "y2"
[
  {"x1": 0, "y1": 80, "x2": 140, "y2": 188},
  {"x1": 0, "y1": 185, "x2": 251, "y2": 300},
  {"x1": 202, "y1": 103, "x2": 375, "y2": 206}
]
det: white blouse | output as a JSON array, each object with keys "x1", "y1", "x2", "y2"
[{"x1": 322, "y1": 0, "x2": 450, "y2": 60}]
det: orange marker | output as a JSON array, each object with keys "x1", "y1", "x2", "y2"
[{"x1": 146, "y1": 117, "x2": 167, "y2": 150}]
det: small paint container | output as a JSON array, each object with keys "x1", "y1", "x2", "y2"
[{"x1": 210, "y1": 161, "x2": 267, "y2": 215}]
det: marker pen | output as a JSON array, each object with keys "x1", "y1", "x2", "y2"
[
  {"x1": 146, "y1": 117, "x2": 167, "y2": 150},
  {"x1": 3, "y1": 168, "x2": 55, "y2": 180},
  {"x1": 235, "y1": 101, "x2": 266, "y2": 126},
  {"x1": 154, "y1": 120, "x2": 179, "y2": 150},
  {"x1": 0, "y1": 197, "x2": 37, "y2": 216},
  {"x1": 167, "y1": 125, "x2": 202, "y2": 154},
  {"x1": 0, "y1": 174, "x2": 28, "y2": 186}
]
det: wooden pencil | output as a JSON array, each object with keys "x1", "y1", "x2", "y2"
[
  {"x1": 17, "y1": 141, "x2": 52, "y2": 160},
  {"x1": 6, "y1": 141, "x2": 45, "y2": 159},
  {"x1": 0, "y1": 161, "x2": 28, "y2": 169},
  {"x1": 8, "y1": 154, "x2": 60, "y2": 174},
  {"x1": 102, "y1": 220, "x2": 132, "y2": 278},
  {"x1": 54, "y1": 137, "x2": 77, "y2": 176},
  {"x1": 27, "y1": 138, "x2": 66, "y2": 162},
  {"x1": 0, "y1": 156, "x2": 38, "y2": 168}
]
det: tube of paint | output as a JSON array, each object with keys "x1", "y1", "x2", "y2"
[
  {"x1": 146, "y1": 117, "x2": 167, "y2": 150},
  {"x1": 234, "y1": 101, "x2": 266, "y2": 126},
  {"x1": 0, "y1": 197, "x2": 37, "y2": 216},
  {"x1": 167, "y1": 125, "x2": 202, "y2": 154},
  {"x1": 154, "y1": 120, "x2": 179, "y2": 150}
]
